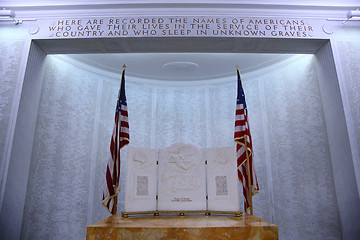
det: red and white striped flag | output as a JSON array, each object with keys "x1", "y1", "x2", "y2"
[
  {"x1": 102, "y1": 69, "x2": 129, "y2": 215},
  {"x1": 234, "y1": 69, "x2": 259, "y2": 213}
]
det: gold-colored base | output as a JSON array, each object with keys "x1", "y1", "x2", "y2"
[
  {"x1": 86, "y1": 214, "x2": 279, "y2": 240},
  {"x1": 121, "y1": 210, "x2": 243, "y2": 218}
]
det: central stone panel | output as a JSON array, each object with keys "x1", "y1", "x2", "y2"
[{"x1": 158, "y1": 143, "x2": 206, "y2": 211}]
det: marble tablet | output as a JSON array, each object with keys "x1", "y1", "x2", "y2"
[
  {"x1": 207, "y1": 146, "x2": 240, "y2": 211},
  {"x1": 124, "y1": 146, "x2": 157, "y2": 212},
  {"x1": 158, "y1": 143, "x2": 206, "y2": 211}
]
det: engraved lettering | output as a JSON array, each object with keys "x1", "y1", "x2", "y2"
[
  {"x1": 136, "y1": 176, "x2": 149, "y2": 196},
  {"x1": 171, "y1": 198, "x2": 192, "y2": 202},
  {"x1": 215, "y1": 176, "x2": 228, "y2": 196},
  {"x1": 48, "y1": 16, "x2": 315, "y2": 39}
]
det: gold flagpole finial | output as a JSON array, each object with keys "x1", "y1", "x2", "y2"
[
  {"x1": 123, "y1": 64, "x2": 126, "y2": 69},
  {"x1": 236, "y1": 65, "x2": 239, "y2": 70}
]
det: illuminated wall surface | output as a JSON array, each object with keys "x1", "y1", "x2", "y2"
[
  {"x1": 18, "y1": 55, "x2": 341, "y2": 240},
  {"x1": 0, "y1": 1, "x2": 360, "y2": 240}
]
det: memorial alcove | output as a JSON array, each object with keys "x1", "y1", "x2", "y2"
[
  {"x1": 2, "y1": 1, "x2": 360, "y2": 239},
  {"x1": 3, "y1": 35, "x2": 344, "y2": 240}
]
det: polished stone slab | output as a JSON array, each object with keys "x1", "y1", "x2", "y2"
[{"x1": 86, "y1": 214, "x2": 278, "y2": 240}]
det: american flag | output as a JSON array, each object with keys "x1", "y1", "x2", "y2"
[
  {"x1": 234, "y1": 69, "x2": 259, "y2": 213},
  {"x1": 102, "y1": 69, "x2": 129, "y2": 215}
]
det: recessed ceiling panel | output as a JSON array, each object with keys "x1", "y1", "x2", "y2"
[{"x1": 64, "y1": 52, "x2": 300, "y2": 81}]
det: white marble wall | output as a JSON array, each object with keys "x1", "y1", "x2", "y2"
[
  {"x1": 0, "y1": 40, "x2": 25, "y2": 207},
  {"x1": 0, "y1": 26, "x2": 33, "y2": 240},
  {"x1": 19, "y1": 54, "x2": 342, "y2": 240},
  {"x1": 335, "y1": 38, "x2": 360, "y2": 196},
  {"x1": 0, "y1": 31, "x2": 28, "y2": 211},
  {"x1": 330, "y1": 28, "x2": 360, "y2": 239},
  {"x1": 20, "y1": 56, "x2": 100, "y2": 239},
  {"x1": 259, "y1": 55, "x2": 340, "y2": 239}
]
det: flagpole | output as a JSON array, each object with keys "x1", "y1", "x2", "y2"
[
  {"x1": 244, "y1": 135, "x2": 253, "y2": 215},
  {"x1": 113, "y1": 129, "x2": 118, "y2": 215},
  {"x1": 119, "y1": 64, "x2": 126, "y2": 96},
  {"x1": 113, "y1": 64, "x2": 126, "y2": 215}
]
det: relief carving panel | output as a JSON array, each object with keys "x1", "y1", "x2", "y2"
[{"x1": 158, "y1": 143, "x2": 206, "y2": 211}]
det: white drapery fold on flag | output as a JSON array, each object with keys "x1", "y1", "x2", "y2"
[
  {"x1": 234, "y1": 68, "x2": 259, "y2": 214},
  {"x1": 102, "y1": 68, "x2": 129, "y2": 215}
]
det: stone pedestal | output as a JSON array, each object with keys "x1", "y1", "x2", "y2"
[{"x1": 86, "y1": 213, "x2": 278, "y2": 240}]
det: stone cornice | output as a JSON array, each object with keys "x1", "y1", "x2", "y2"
[{"x1": 2, "y1": 1, "x2": 358, "y2": 19}]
